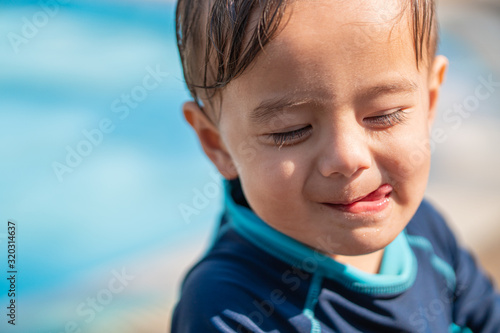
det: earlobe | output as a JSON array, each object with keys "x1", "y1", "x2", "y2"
[
  {"x1": 427, "y1": 55, "x2": 449, "y2": 129},
  {"x1": 183, "y1": 101, "x2": 239, "y2": 180}
]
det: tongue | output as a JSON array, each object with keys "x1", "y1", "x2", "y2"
[{"x1": 357, "y1": 184, "x2": 393, "y2": 202}]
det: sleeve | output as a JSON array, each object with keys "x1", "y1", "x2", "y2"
[
  {"x1": 451, "y1": 244, "x2": 500, "y2": 333},
  {"x1": 409, "y1": 200, "x2": 500, "y2": 332},
  {"x1": 170, "y1": 260, "x2": 282, "y2": 333}
]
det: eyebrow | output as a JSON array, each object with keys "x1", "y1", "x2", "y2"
[
  {"x1": 249, "y1": 95, "x2": 325, "y2": 125},
  {"x1": 358, "y1": 80, "x2": 419, "y2": 101},
  {"x1": 249, "y1": 80, "x2": 418, "y2": 125}
]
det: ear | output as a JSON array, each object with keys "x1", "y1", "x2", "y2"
[
  {"x1": 183, "y1": 101, "x2": 239, "y2": 180},
  {"x1": 427, "y1": 55, "x2": 449, "y2": 129}
]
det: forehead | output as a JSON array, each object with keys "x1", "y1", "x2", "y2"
[
  {"x1": 275, "y1": 0, "x2": 409, "y2": 50},
  {"x1": 220, "y1": 0, "x2": 422, "y2": 116}
]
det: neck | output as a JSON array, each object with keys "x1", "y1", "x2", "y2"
[{"x1": 331, "y1": 248, "x2": 385, "y2": 274}]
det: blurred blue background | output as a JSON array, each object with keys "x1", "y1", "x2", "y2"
[
  {"x1": 0, "y1": 1, "x2": 222, "y2": 332},
  {"x1": 0, "y1": 0, "x2": 499, "y2": 332}
]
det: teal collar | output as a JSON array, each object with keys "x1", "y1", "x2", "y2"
[{"x1": 223, "y1": 180, "x2": 417, "y2": 295}]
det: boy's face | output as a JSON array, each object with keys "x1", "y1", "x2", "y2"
[{"x1": 186, "y1": 0, "x2": 447, "y2": 256}]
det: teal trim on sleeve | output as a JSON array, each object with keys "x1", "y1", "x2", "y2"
[
  {"x1": 407, "y1": 234, "x2": 457, "y2": 291},
  {"x1": 224, "y1": 180, "x2": 417, "y2": 296},
  {"x1": 303, "y1": 272, "x2": 323, "y2": 333},
  {"x1": 450, "y1": 323, "x2": 473, "y2": 333}
]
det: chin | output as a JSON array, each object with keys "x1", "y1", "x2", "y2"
[{"x1": 336, "y1": 229, "x2": 399, "y2": 256}]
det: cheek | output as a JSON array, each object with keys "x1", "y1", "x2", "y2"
[
  {"x1": 236, "y1": 150, "x2": 309, "y2": 218},
  {"x1": 278, "y1": 160, "x2": 297, "y2": 179},
  {"x1": 240, "y1": 152, "x2": 301, "y2": 192},
  {"x1": 379, "y1": 121, "x2": 431, "y2": 202},
  {"x1": 222, "y1": 124, "x2": 296, "y2": 202}
]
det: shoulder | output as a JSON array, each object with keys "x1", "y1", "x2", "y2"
[
  {"x1": 171, "y1": 227, "x2": 292, "y2": 332},
  {"x1": 171, "y1": 256, "x2": 253, "y2": 332},
  {"x1": 406, "y1": 198, "x2": 451, "y2": 236},
  {"x1": 405, "y1": 198, "x2": 459, "y2": 262},
  {"x1": 404, "y1": 198, "x2": 468, "y2": 296}
]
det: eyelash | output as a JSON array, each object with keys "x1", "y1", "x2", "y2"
[
  {"x1": 365, "y1": 109, "x2": 408, "y2": 127},
  {"x1": 269, "y1": 125, "x2": 312, "y2": 147},
  {"x1": 268, "y1": 110, "x2": 407, "y2": 147}
]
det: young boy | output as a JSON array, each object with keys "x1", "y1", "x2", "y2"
[{"x1": 172, "y1": 0, "x2": 500, "y2": 332}]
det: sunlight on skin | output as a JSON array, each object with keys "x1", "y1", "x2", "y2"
[
  {"x1": 184, "y1": 0, "x2": 448, "y2": 274},
  {"x1": 280, "y1": 160, "x2": 296, "y2": 180}
]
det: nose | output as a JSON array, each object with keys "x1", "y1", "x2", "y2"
[{"x1": 317, "y1": 122, "x2": 372, "y2": 179}]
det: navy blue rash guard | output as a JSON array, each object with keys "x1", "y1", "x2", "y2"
[{"x1": 171, "y1": 179, "x2": 500, "y2": 332}]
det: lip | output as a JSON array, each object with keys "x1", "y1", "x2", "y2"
[{"x1": 323, "y1": 184, "x2": 393, "y2": 214}]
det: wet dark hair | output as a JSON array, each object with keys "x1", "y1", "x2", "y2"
[{"x1": 175, "y1": 0, "x2": 438, "y2": 111}]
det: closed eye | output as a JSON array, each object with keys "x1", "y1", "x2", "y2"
[
  {"x1": 365, "y1": 109, "x2": 408, "y2": 127},
  {"x1": 268, "y1": 125, "x2": 312, "y2": 147}
]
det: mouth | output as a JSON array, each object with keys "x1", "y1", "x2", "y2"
[{"x1": 323, "y1": 184, "x2": 393, "y2": 214}]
